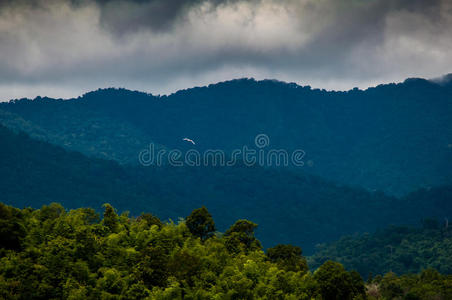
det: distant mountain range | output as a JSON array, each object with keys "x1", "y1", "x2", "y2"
[
  {"x1": 1, "y1": 76, "x2": 451, "y2": 196},
  {"x1": 1, "y1": 124, "x2": 452, "y2": 254}
]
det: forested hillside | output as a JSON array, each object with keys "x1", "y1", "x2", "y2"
[
  {"x1": 309, "y1": 221, "x2": 452, "y2": 277},
  {"x1": 1, "y1": 125, "x2": 452, "y2": 253},
  {"x1": 0, "y1": 101, "x2": 165, "y2": 165},
  {"x1": 1, "y1": 77, "x2": 452, "y2": 195},
  {"x1": 1, "y1": 202, "x2": 451, "y2": 300}
]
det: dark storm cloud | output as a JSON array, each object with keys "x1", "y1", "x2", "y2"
[
  {"x1": 0, "y1": 0, "x2": 451, "y2": 100},
  {"x1": 96, "y1": 0, "x2": 260, "y2": 34},
  {"x1": 96, "y1": 0, "x2": 200, "y2": 33}
]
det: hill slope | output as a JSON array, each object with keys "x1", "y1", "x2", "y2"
[
  {"x1": 308, "y1": 221, "x2": 452, "y2": 277},
  {"x1": 1, "y1": 77, "x2": 452, "y2": 195},
  {"x1": 1, "y1": 125, "x2": 452, "y2": 253}
]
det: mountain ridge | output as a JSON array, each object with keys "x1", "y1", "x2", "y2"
[
  {"x1": 4, "y1": 73, "x2": 452, "y2": 103},
  {"x1": 1, "y1": 75, "x2": 451, "y2": 196},
  {"x1": 2, "y1": 124, "x2": 452, "y2": 253}
]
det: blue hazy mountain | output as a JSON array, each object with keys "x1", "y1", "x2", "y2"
[
  {"x1": 1, "y1": 76, "x2": 451, "y2": 196},
  {"x1": 1, "y1": 124, "x2": 451, "y2": 254}
]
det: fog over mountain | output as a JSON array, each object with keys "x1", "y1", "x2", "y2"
[{"x1": 0, "y1": 0, "x2": 451, "y2": 99}]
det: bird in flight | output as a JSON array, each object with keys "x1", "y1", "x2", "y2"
[{"x1": 182, "y1": 137, "x2": 196, "y2": 145}]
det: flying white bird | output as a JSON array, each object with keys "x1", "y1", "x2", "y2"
[{"x1": 182, "y1": 137, "x2": 196, "y2": 145}]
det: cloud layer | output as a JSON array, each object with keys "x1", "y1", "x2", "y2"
[{"x1": 0, "y1": 0, "x2": 451, "y2": 100}]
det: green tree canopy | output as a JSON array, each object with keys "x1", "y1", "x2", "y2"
[
  {"x1": 102, "y1": 203, "x2": 119, "y2": 233},
  {"x1": 185, "y1": 206, "x2": 216, "y2": 241},
  {"x1": 224, "y1": 219, "x2": 262, "y2": 253},
  {"x1": 314, "y1": 261, "x2": 366, "y2": 300},
  {"x1": 267, "y1": 244, "x2": 308, "y2": 273},
  {"x1": 1, "y1": 202, "x2": 451, "y2": 300}
]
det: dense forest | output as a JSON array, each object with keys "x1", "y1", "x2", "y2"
[
  {"x1": 0, "y1": 0, "x2": 450, "y2": 296},
  {"x1": 1, "y1": 77, "x2": 451, "y2": 299},
  {"x1": 1, "y1": 202, "x2": 451, "y2": 300},
  {"x1": 1, "y1": 77, "x2": 452, "y2": 196},
  {"x1": 308, "y1": 221, "x2": 452, "y2": 277},
  {"x1": 1, "y1": 125, "x2": 452, "y2": 253}
]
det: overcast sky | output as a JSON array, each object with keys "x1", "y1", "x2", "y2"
[{"x1": 0, "y1": 0, "x2": 451, "y2": 100}]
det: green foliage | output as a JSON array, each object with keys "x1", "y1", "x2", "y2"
[
  {"x1": 313, "y1": 261, "x2": 366, "y2": 300},
  {"x1": 0, "y1": 202, "x2": 26, "y2": 251},
  {"x1": 370, "y1": 269, "x2": 452, "y2": 300},
  {"x1": 0, "y1": 202, "x2": 451, "y2": 299},
  {"x1": 136, "y1": 213, "x2": 162, "y2": 229},
  {"x1": 102, "y1": 204, "x2": 119, "y2": 233},
  {"x1": 267, "y1": 244, "x2": 308, "y2": 273},
  {"x1": 309, "y1": 222, "x2": 452, "y2": 277},
  {"x1": 224, "y1": 220, "x2": 262, "y2": 254},
  {"x1": 185, "y1": 206, "x2": 216, "y2": 241},
  {"x1": 0, "y1": 202, "x2": 318, "y2": 299}
]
